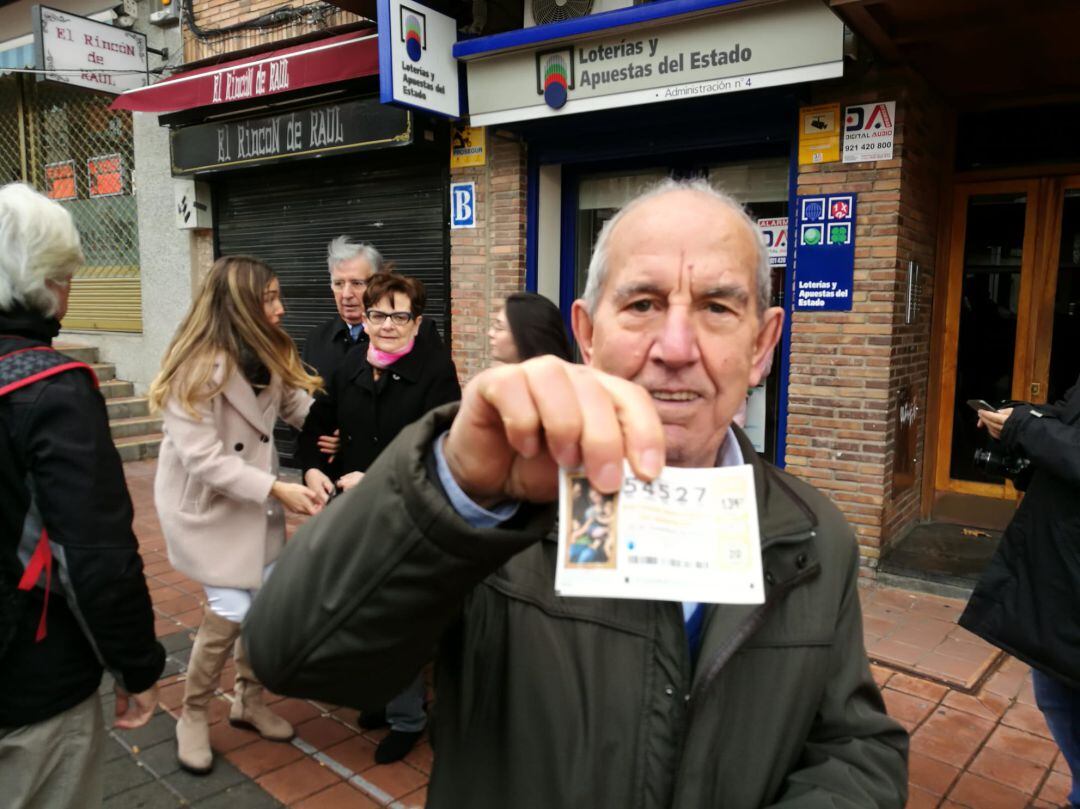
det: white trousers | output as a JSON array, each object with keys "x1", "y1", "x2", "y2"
[{"x1": 203, "y1": 562, "x2": 275, "y2": 623}]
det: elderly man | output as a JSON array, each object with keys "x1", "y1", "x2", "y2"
[
  {"x1": 247, "y1": 180, "x2": 909, "y2": 808},
  {"x1": 0, "y1": 183, "x2": 163, "y2": 808},
  {"x1": 301, "y1": 236, "x2": 385, "y2": 382}
]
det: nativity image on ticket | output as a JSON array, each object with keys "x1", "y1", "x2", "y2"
[
  {"x1": 555, "y1": 462, "x2": 766, "y2": 605},
  {"x1": 564, "y1": 473, "x2": 619, "y2": 570}
]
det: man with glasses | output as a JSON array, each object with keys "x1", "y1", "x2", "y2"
[{"x1": 301, "y1": 236, "x2": 381, "y2": 383}]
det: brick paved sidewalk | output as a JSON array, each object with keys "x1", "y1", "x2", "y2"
[{"x1": 111, "y1": 460, "x2": 1070, "y2": 809}]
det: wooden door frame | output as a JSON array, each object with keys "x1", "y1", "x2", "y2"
[
  {"x1": 929, "y1": 178, "x2": 1042, "y2": 501},
  {"x1": 1027, "y1": 175, "x2": 1080, "y2": 403}
]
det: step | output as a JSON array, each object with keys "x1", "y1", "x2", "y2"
[
  {"x1": 110, "y1": 415, "x2": 163, "y2": 440},
  {"x1": 106, "y1": 396, "x2": 150, "y2": 420},
  {"x1": 113, "y1": 433, "x2": 162, "y2": 462},
  {"x1": 99, "y1": 379, "x2": 134, "y2": 399},
  {"x1": 89, "y1": 362, "x2": 116, "y2": 383},
  {"x1": 54, "y1": 343, "x2": 98, "y2": 363}
]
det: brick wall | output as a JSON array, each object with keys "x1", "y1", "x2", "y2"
[
  {"x1": 786, "y1": 66, "x2": 949, "y2": 577},
  {"x1": 449, "y1": 130, "x2": 529, "y2": 381},
  {"x1": 182, "y1": 0, "x2": 364, "y2": 64},
  {"x1": 882, "y1": 75, "x2": 950, "y2": 548}
]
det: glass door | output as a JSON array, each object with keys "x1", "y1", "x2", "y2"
[
  {"x1": 934, "y1": 177, "x2": 1080, "y2": 501},
  {"x1": 1033, "y1": 181, "x2": 1080, "y2": 406}
]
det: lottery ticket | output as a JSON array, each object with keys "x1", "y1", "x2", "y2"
[{"x1": 554, "y1": 462, "x2": 765, "y2": 604}]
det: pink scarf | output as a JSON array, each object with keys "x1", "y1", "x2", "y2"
[{"x1": 367, "y1": 337, "x2": 415, "y2": 370}]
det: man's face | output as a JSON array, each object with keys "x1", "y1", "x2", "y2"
[
  {"x1": 572, "y1": 190, "x2": 783, "y2": 468},
  {"x1": 331, "y1": 255, "x2": 375, "y2": 325}
]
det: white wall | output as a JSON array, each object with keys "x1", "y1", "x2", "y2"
[{"x1": 536, "y1": 163, "x2": 561, "y2": 305}]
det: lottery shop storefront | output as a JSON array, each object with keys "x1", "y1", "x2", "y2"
[{"x1": 447, "y1": 0, "x2": 976, "y2": 579}]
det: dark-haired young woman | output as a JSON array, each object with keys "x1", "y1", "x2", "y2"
[{"x1": 488, "y1": 292, "x2": 572, "y2": 364}]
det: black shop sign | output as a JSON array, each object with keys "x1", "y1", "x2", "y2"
[{"x1": 170, "y1": 97, "x2": 411, "y2": 174}]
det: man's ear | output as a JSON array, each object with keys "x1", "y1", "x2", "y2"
[
  {"x1": 571, "y1": 300, "x2": 595, "y2": 364},
  {"x1": 749, "y1": 306, "x2": 784, "y2": 388}
]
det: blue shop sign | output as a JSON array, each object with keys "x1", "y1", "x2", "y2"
[{"x1": 793, "y1": 193, "x2": 856, "y2": 312}]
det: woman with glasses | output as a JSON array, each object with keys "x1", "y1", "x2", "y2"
[
  {"x1": 296, "y1": 271, "x2": 460, "y2": 763},
  {"x1": 488, "y1": 291, "x2": 572, "y2": 365}
]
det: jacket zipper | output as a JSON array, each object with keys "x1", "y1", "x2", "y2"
[{"x1": 667, "y1": 539, "x2": 820, "y2": 803}]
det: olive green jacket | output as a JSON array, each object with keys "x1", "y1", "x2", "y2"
[{"x1": 246, "y1": 405, "x2": 908, "y2": 808}]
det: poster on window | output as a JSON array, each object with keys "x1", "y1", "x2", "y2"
[
  {"x1": 44, "y1": 161, "x2": 77, "y2": 200},
  {"x1": 88, "y1": 154, "x2": 124, "y2": 197}
]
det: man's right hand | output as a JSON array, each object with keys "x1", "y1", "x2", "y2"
[
  {"x1": 304, "y1": 468, "x2": 336, "y2": 503},
  {"x1": 271, "y1": 481, "x2": 323, "y2": 515},
  {"x1": 442, "y1": 356, "x2": 664, "y2": 506}
]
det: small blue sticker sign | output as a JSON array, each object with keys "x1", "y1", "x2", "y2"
[
  {"x1": 450, "y1": 181, "x2": 476, "y2": 229},
  {"x1": 793, "y1": 193, "x2": 857, "y2": 311}
]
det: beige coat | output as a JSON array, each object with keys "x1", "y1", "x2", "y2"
[{"x1": 154, "y1": 358, "x2": 312, "y2": 589}]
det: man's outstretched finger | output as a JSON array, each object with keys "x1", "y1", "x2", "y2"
[
  {"x1": 477, "y1": 366, "x2": 544, "y2": 460},
  {"x1": 566, "y1": 367, "x2": 627, "y2": 494},
  {"x1": 594, "y1": 372, "x2": 665, "y2": 482},
  {"x1": 523, "y1": 358, "x2": 584, "y2": 470}
]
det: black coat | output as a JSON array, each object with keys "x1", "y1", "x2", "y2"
[
  {"x1": 959, "y1": 377, "x2": 1080, "y2": 688},
  {"x1": 300, "y1": 315, "x2": 443, "y2": 384},
  {"x1": 297, "y1": 336, "x2": 461, "y2": 476},
  {"x1": 0, "y1": 309, "x2": 165, "y2": 727}
]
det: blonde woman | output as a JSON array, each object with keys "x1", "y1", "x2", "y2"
[{"x1": 149, "y1": 256, "x2": 323, "y2": 775}]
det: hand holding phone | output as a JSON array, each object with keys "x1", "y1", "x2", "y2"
[{"x1": 967, "y1": 399, "x2": 998, "y2": 413}]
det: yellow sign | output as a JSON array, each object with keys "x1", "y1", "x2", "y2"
[
  {"x1": 798, "y1": 103, "x2": 840, "y2": 166},
  {"x1": 451, "y1": 125, "x2": 486, "y2": 168}
]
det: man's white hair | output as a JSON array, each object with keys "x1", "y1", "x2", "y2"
[
  {"x1": 327, "y1": 235, "x2": 383, "y2": 275},
  {"x1": 581, "y1": 177, "x2": 771, "y2": 316},
  {"x1": 0, "y1": 183, "x2": 84, "y2": 317}
]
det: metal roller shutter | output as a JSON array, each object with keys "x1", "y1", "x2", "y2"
[
  {"x1": 215, "y1": 157, "x2": 450, "y2": 349},
  {"x1": 214, "y1": 154, "x2": 449, "y2": 464}
]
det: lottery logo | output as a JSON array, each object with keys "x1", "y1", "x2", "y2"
[
  {"x1": 400, "y1": 7, "x2": 426, "y2": 62},
  {"x1": 801, "y1": 225, "x2": 823, "y2": 246},
  {"x1": 829, "y1": 223, "x2": 851, "y2": 245},
  {"x1": 536, "y1": 48, "x2": 575, "y2": 109},
  {"x1": 801, "y1": 198, "x2": 825, "y2": 222},
  {"x1": 829, "y1": 198, "x2": 852, "y2": 220}
]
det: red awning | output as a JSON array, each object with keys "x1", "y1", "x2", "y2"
[{"x1": 110, "y1": 30, "x2": 378, "y2": 113}]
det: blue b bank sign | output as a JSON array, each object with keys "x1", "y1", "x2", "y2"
[{"x1": 450, "y1": 181, "x2": 476, "y2": 229}]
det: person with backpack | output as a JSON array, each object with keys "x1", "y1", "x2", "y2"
[
  {"x1": 0, "y1": 183, "x2": 165, "y2": 809},
  {"x1": 149, "y1": 255, "x2": 324, "y2": 775}
]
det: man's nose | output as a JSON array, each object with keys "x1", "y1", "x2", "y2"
[{"x1": 651, "y1": 306, "x2": 699, "y2": 366}]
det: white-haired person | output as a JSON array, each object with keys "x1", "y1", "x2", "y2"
[
  {"x1": 149, "y1": 255, "x2": 325, "y2": 775},
  {"x1": 0, "y1": 183, "x2": 164, "y2": 809}
]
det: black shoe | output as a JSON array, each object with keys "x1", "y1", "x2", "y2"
[
  {"x1": 356, "y1": 707, "x2": 388, "y2": 730},
  {"x1": 374, "y1": 729, "x2": 423, "y2": 764}
]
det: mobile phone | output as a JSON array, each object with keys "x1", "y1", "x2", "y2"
[{"x1": 966, "y1": 399, "x2": 998, "y2": 413}]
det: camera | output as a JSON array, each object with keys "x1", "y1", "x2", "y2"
[{"x1": 972, "y1": 448, "x2": 1031, "y2": 482}]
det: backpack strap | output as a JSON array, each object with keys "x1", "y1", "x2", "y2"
[
  {"x1": 0, "y1": 346, "x2": 98, "y2": 396},
  {"x1": 17, "y1": 531, "x2": 52, "y2": 641},
  {"x1": 1, "y1": 345, "x2": 98, "y2": 643}
]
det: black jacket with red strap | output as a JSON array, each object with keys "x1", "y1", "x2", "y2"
[{"x1": 0, "y1": 307, "x2": 164, "y2": 728}]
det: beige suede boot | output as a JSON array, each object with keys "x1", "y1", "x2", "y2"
[
  {"x1": 176, "y1": 609, "x2": 240, "y2": 775},
  {"x1": 229, "y1": 636, "x2": 295, "y2": 742}
]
